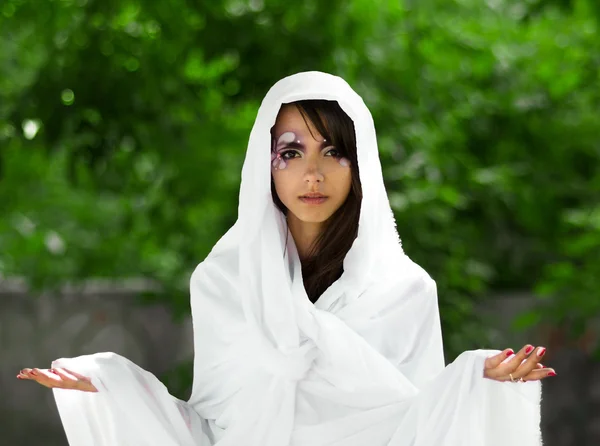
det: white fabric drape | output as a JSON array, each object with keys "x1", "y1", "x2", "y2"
[{"x1": 52, "y1": 71, "x2": 542, "y2": 445}]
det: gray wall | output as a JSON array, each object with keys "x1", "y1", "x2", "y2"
[
  {"x1": 1, "y1": 278, "x2": 194, "y2": 445},
  {"x1": 1, "y1": 279, "x2": 598, "y2": 445},
  {"x1": 479, "y1": 293, "x2": 600, "y2": 446}
]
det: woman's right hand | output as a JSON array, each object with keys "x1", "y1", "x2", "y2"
[{"x1": 17, "y1": 367, "x2": 98, "y2": 392}]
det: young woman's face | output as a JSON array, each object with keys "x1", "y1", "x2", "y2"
[{"x1": 271, "y1": 104, "x2": 352, "y2": 224}]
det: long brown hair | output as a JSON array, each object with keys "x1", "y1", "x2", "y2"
[{"x1": 271, "y1": 100, "x2": 362, "y2": 303}]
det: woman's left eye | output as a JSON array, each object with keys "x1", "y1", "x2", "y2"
[{"x1": 325, "y1": 147, "x2": 341, "y2": 158}]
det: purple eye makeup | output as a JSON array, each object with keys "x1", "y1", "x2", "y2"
[
  {"x1": 271, "y1": 152, "x2": 287, "y2": 170},
  {"x1": 270, "y1": 130, "x2": 349, "y2": 170},
  {"x1": 276, "y1": 131, "x2": 297, "y2": 149}
]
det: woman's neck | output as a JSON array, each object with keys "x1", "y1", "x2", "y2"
[{"x1": 287, "y1": 213, "x2": 323, "y2": 261}]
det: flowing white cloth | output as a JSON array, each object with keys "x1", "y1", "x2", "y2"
[{"x1": 52, "y1": 71, "x2": 543, "y2": 445}]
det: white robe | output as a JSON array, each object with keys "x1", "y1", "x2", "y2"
[{"x1": 52, "y1": 71, "x2": 542, "y2": 445}]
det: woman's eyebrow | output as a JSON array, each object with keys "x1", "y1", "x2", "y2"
[
  {"x1": 275, "y1": 138, "x2": 331, "y2": 149},
  {"x1": 274, "y1": 130, "x2": 331, "y2": 148},
  {"x1": 274, "y1": 129, "x2": 329, "y2": 142}
]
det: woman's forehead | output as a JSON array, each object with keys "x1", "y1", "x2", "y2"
[{"x1": 272, "y1": 105, "x2": 324, "y2": 140}]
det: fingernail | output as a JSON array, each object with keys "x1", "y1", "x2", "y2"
[
  {"x1": 506, "y1": 349, "x2": 515, "y2": 357},
  {"x1": 525, "y1": 345, "x2": 534, "y2": 355},
  {"x1": 547, "y1": 371, "x2": 557, "y2": 377},
  {"x1": 16, "y1": 375, "x2": 23, "y2": 379},
  {"x1": 537, "y1": 347, "x2": 546, "y2": 357}
]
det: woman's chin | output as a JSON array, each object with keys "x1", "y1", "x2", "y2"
[{"x1": 289, "y1": 209, "x2": 335, "y2": 225}]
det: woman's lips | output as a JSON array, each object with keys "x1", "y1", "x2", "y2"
[{"x1": 299, "y1": 196, "x2": 328, "y2": 205}]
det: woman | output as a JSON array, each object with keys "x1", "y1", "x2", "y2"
[{"x1": 18, "y1": 71, "x2": 555, "y2": 445}]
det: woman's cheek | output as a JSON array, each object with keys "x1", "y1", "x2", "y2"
[{"x1": 273, "y1": 171, "x2": 293, "y2": 197}]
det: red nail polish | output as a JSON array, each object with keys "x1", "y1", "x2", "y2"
[
  {"x1": 525, "y1": 346, "x2": 534, "y2": 354},
  {"x1": 538, "y1": 347, "x2": 546, "y2": 357},
  {"x1": 547, "y1": 371, "x2": 556, "y2": 377},
  {"x1": 506, "y1": 349, "x2": 514, "y2": 357}
]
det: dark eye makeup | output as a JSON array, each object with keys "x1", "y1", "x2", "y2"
[
  {"x1": 277, "y1": 145, "x2": 342, "y2": 160},
  {"x1": 280, "y1": 149, "x2": 300, "y2": 160}
]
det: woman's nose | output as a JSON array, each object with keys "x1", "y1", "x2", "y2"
[{"x1": 303, "y1": 161, "x2": 325, "y2": 183}]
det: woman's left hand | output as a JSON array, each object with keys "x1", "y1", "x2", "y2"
[{"x1": 483, "y1": 344, "x2": 557, "y2": 382}]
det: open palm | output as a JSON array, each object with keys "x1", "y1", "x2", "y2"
[{"x1": 17, "y1": 367, "x2": 98, "y2": 392}]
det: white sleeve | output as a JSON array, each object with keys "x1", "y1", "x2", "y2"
[
  {"x1": 389, "y1": 349, "x2": 543, "y2": 446},
  {"x1": 51, "y1": 351, "x2": 212, "y2": 445}
]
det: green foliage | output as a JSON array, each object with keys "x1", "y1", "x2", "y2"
[{"x1": 1, "y1": 0, "x2": 599, "y2": 394}]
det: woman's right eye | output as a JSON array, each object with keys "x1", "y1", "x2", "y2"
[{"x1": 280, "y1": 150, "x2": 300, "y2": 160}]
